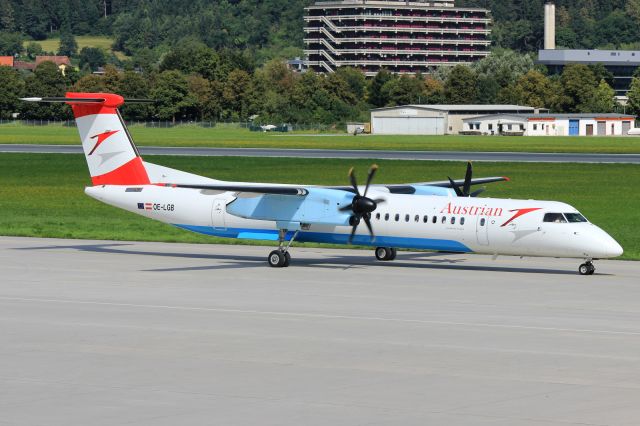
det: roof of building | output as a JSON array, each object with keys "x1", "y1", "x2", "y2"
[
  {"x1": 13, "y1": 61, "x2": 36, "y2": 71},
  {"x1": 464, "y1": 113, "x2": 636, "y2": 121},
  {"x1": 0, "y1": 56, "x2": 14, "y2": 67},
  {"x1": 35, "y1": 56, "x2": 71, "y2": 66},
  {"x1": 538, "y1": 49, "x2": 640, "y2": 66},
  {"x1": 372, "y1": 104, "x2": 537, "y2": 113}
]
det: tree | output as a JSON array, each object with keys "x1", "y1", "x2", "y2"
[
  {"x1": 584, "y1": 79, "x2": 616, "y2": 113},
  {"x1": 444, "y1": 65, "x2": 478, "y2": 104},
  {"x1": 472, "y1": 49, "x2": 535, "y2": 89},
  {"x1": 151, "y1": 70, "x2": 196, "y2": 122},
  {"x1": 222, "y1": 69, "x2": 255, "y2": 120},
  {"x1": 421, "y1": 76, "x2": 445, "y2": 104},
  {"x1": 502, "y1": 70, "x2": 566, "y2": 111},
  {"x1": 0, "y1": 0, "x2": 15, "y2": 32},
  {"x1": 0, "y1": 32, "x2": 23, "y2": 56},
  {"x1": 25, "y1": 42, "x2": 43, "y2": 59},
  {"x1": 380, "y1": 75, "x2": 423, "y2": 106},
  {"x1": 58, "y1": 31, "x2": 78, "y2": 57},
  {"x1": 19, "y1": 62, "x2": 72, "y2": 120},
  {"x1": 627, "y1": 76, "x2": 640, "y2": 115},
  {"x1": 561, "y1": 64, "x2": 598, "y2": 112},
  {"x1": 368, "y1": 69, "x2": 393, "y2": 107},
  {"x1": 0, "y1": 66, "x2": 25, "y2": 119},
  {"x1": 79, "y1": 47, "x2": 107, "y2": 71}
]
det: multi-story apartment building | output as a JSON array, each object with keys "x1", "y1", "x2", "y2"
[{"x1": 304, "y1": 0, "x2": 491, "y2": 76}]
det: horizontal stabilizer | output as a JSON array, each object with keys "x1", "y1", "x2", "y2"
[{"x1": 171, "y1": 183, "x2": 309, "y2": 196}]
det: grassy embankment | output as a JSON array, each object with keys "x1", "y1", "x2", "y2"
[
  {"x1": 2, "y1": 123, "x2": 640, "y2": 153},
  {"x1": 23, "y1": 36, "x2": 128, "y2": 60},
  {"x1": 0, "y1": 153, "x2": 637, "y2": 260}
]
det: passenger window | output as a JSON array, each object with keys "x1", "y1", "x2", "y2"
[
  {"x1": 395, "y1": 214, "x2": 400, "y2": 222},
  {"x1": 460, "y1": 217, "x2": 465, "y2": 225},
  {"x1": 423, "y1": 215, "x2": 428, "y2": 223},
  {"x1": 414, "y1": 215, "x2": 419, "y2": 222},
  {"x1": 405, "y1": 214, "x2": 410, "y2": 222},
  {"x1": 432, "y1": 216, "x2": 437, "y2": 224},
  {"x1": 480, "y1": 218, "x2": 486, "y2": 226},
  {"x1": 543, "y1": 213, "x2": 567, "y2": 223},
  {"x1": 441, "y1": 216, "x2": 446, "y2": 224},
  {"x1": 376, "y1": 213, "x2": 380, "y2": 220},
  {"x1": 451, "y1": 217, "x2": 456, "y2": 225},
  {"x1": 385, "y1": 213, "x2": 389, "y2": 221}
]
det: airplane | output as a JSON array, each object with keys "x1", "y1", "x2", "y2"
[{"x1": 22, "y1": 93, "x2": 623, "y2": 275}]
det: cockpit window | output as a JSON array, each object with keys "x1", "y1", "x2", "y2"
[
  {"x1": 564, "y1": 213, "x2": 588, "y2": 223},
  {"x1": 543, "y1": 213, "x2": 567, "y2": 223}
]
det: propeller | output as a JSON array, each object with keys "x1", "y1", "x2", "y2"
[
  {"x1": 339, "y1": 164, "x2": 385, "y2": 244},
  {"x1": 447, "y1": 162, "x2": 484, "y2": 197}
]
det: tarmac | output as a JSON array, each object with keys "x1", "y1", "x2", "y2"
[
  {"x1": 2, "y1": 144, "x2": 640, "y2": 163},
  {"x1": 2, "y1": 236, "x2": 640, "y2": 426}
]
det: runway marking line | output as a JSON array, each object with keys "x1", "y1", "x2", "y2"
[{"x1": 2, "y1": 296, "x2": 640, "y2": 337}]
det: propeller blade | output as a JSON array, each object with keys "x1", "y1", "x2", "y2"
[
  {"x1": 363, "y1": 215, "x2": 375, "y2": 240},
  {"x1": 373, "y1": 198, "x2": 386, "y2": 205},
  {"x1": 463, "y1": 162, "x2": 473, "y2": 197},
  {"x1": 348, "y1": 167, "x2": 359, "y2": 195},
  {"x1": 448, "y1": 177, "x2": 463, "y2": 196},
  {"x1": 363, "y1": 164, "x2": 378, "y2": 198},
  {"x1": 339, "y1": 203, "x2": 354, "y2": 212},
  {"x1": 470, "y1": 187, "x2": 486, "y2": 197},
  {"x1": 348, "y1": 223, "x2": 358, "y2": 244}
]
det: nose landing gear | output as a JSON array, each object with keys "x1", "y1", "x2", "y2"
[{"x1": 578, "y1": 261, "x2": 595, "y2": 275}]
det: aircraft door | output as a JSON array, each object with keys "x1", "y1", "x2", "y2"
[
  {"x1": 476, "y1": 216, "x2": 489, "y2": 245},
  {"x1": 212, "y1": 199, "x2": 227, "y2": 230}
]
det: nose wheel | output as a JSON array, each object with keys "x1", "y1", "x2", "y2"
[{"x1": 579, "y1": 261, "x2": 595, "y2": 275}]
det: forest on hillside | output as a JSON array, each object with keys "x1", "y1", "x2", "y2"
[{"x1": 2, "y1": 0, "x2": 640, "y2": 59}]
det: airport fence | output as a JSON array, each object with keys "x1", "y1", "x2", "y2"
[{"x1": 0, "y1": 120, "x2": 346, "y2": 133}]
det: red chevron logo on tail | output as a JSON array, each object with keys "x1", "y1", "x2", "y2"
[{"x1": 88, "y1": 130, "x2": 119, "y2": 156}]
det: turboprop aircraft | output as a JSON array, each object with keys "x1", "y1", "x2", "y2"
[{"x1": 22, "y1": 93, "x2": 623, "y2": 274}]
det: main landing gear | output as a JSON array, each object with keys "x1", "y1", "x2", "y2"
[
  {"x1": 268, "y1": 229, "x2": 299, "y2": 268},
  {"x1": 375, "y1": 247, "x2": 397, "y2": 261},
  {"x1": 578, "y1": 261, "x2": 596, "y2": 276}
]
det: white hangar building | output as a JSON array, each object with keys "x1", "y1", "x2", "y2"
[
  {"x1": 370, "y1": 105, "x2": 537, "y2": 135},
  {"x1": 462, "y1": 113, "x2": 637, "y2": 136}
]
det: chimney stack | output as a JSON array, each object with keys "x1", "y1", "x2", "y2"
[{"x1": 544, "y1": 2, "x2": 556, "y2": 50}]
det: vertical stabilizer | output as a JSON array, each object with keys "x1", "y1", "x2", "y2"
[{"x1": 66, "y1": 92, "x2": 150, "y2": 185}]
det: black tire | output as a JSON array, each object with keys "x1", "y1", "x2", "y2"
[
  {"x1": 268, "y1": 250, "x2": 286, "y2": 268},
  {"x1": 375, "y1": 247, "x2": 389, "y2": 261},
  {"x1": 578, "y1": 263, "x2": 590, "y2": 275},
  {"x1": 387, "y1": 248, "x2": 397, "y2": 261},
  {"x1": 283, "y1": 252, "x2": 291, "y2": 267},
  {"x1": 587, "y1": 264, "x2": 596, "y2": 275}
]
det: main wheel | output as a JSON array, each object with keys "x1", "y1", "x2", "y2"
[
  {"x1": 375, "y1": 247, "x2": 390, "y2": 261},
  {"x1": 283, "y1": 252, "x2": 291, "y2": 267},
  {"x1": 268, "y1": 250, "x2": 286, "y2": 268},
  {"x1": 387, "y1": 248, "x2": 397, "y2": 261},
  {"x1": 587, "y1": 263, "x2": 596, "y2": 275},
  {"x1": 579, "y1": 263, "x2": 591, "y2": 275}
]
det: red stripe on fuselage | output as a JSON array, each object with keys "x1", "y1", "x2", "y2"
[{"x1": 91, "y1": 157, "x2": 150, "y2": 186}]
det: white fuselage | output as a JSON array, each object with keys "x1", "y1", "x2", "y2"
[{"x1": 85, "y1": 177, "x2": 623, "y2": 260}]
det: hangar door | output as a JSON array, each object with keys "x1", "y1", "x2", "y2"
[{"x1": 374, "y1": 117, "x2": 445, "y2": 135}]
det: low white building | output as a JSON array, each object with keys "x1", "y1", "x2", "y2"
[
  {"x1": 370, "y1": 105, "x2": 538, "y2": 135},
  {"x1": 462, "y1": 113, "x2": 636, "y2": 136}
]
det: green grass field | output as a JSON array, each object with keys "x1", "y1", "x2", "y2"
[
  {"x1": 23, "y1": 36, "x2": 128, "y2": 60},
  {"x1": 2, "y1": 123, "x2": 640, "y2": 153},
  {"x1": 0, "y1": 153, "x2": 637, "y2": 260}
]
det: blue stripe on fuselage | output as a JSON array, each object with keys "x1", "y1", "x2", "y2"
[{"x1": 173, "y1": 224, "x2": 473, "y2": 253}]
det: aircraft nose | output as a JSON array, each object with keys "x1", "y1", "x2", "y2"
[
  {"x1": 606, "y1": 238, "x2": 624, "y2": 258},
  {"x1": 594, "y1": 231, "x2": 624, "y2": 258}
]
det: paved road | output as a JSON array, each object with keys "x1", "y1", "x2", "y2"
[
  {"x1": 2, "y1": 143, "x2": 640, "y2": 163},
  {"x1": 2, "y1": 236, "x2": 640, "y2": 425}
]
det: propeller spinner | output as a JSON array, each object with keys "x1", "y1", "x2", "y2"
[{"x1": 339, "y1": 164, "x2": 385, "y2": 244}]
